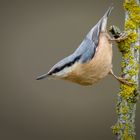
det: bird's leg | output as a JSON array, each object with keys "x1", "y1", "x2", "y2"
[
  {"x1": 109, "y1": 69, "x2": 133, "y2": 86},
  {"x1": 109, "y1": 32, "x2": 128, "y2": 42},
  {"x1": 108, "y1": 25, "x2": 130, "y2": 42}
]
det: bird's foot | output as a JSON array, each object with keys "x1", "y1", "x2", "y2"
[
  {"x1": 109, "y1": 69, "x2": 134, "y2": 86},
  {"x1": 109, "y1": 32, "x2": 129, "y2": 42},
  {"x1": 116, "y1": 77, "x2": 134, "y2": 86}
]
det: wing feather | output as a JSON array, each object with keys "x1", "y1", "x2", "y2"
[{"x1": 73, "y1": 6, "x2": 113, "y2": 63}]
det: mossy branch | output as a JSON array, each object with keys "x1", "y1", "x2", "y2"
[{"x1": 109, "y1": 0, "x2": 140, "y2": 140}]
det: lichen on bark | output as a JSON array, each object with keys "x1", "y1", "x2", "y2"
[{"x1": 111, "y1": 0, "x2": 140, "y2": 140}]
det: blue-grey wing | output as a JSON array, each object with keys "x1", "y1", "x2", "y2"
[
  {"x1": 73, "y1": 18, "x2": 103, "y2": 63},
  {"x1": 73, "y1": 37, "x2": 96, "y2": 63},
  {"x1": 80, "y1": 42, "x2": 96, "y2": 63}
]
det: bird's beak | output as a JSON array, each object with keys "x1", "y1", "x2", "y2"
[{"x1": 36, "y1": 73, "x2": 49, "y2": 80}]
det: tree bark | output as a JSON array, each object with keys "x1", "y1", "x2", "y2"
[{"x1": 110, "y1": 0, "x2": 140, "y2": 140}]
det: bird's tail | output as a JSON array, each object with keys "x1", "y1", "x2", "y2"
[{"x1": 100, "y1": 5, "x2": 113, "y2": 32}]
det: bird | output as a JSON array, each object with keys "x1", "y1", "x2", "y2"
[{"x1": 36, "y1": 6, "x2": 131, "y2": 86}]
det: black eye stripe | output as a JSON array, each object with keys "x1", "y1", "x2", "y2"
[{"x1": 49, "y1": 55, "x2": 81, "y2": 75}]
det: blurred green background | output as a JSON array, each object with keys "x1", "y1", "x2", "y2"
[{"x1": 0, "y1": 0, "x2": 140, "y2": 140}]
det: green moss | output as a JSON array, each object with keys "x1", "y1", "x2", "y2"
[
  {"x1": 117, "y1": 32, "x2": 138, "y2": 52},
  {"x1": 123, "y1": 131, "x2": 135, "y2": 140},
  {"x1": 112, "y1": 121, "x2": 136, "y2": 140},
  {"x1": 112, "y1": 123, "x2": 123, "y2": 135},
  {"x1": 120, "y1": 105, "x2": 129, "y2": 114},
  {"x1": 124, "y1": 0, "x2": 140, "y2": 30},
  {"x1": 134, "y1": 45, "x2": 140, "y2": 49},
  {"x1": 129, "y1": 59, "x2": 134, "y2": 66},
  {"x1": 125, "y1": 20, "x2": 137, "y2": 30},
  {"x1": 119, "y1": 84, "x2": 136, "y2": 101}
]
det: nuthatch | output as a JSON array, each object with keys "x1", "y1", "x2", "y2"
[{"x1": 36, "y1": 6, "x2": 130, "y2": 86}]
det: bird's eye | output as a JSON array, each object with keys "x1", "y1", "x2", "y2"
[
  {"x1": 53, "y1": 67, "x2": 60, "y2": 73},
  {"x1": 66, "y1": 62, "x2": 73, "y2": 67}
]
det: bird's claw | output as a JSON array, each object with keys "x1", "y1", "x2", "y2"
[
  {"x1": 117, "y1": 77, "x2": 135, "y2": 86},
  {"x1": 109, "y1": 32, "x2": 129, "y2": 42}
]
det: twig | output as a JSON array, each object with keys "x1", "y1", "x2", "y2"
[{"x1": 109, "y1": 0, "x2": 140, "y2": 139}]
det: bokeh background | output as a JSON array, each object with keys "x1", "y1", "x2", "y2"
[{"x1": 0, "y1": 0, "x2": 140, "y2": 140}]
